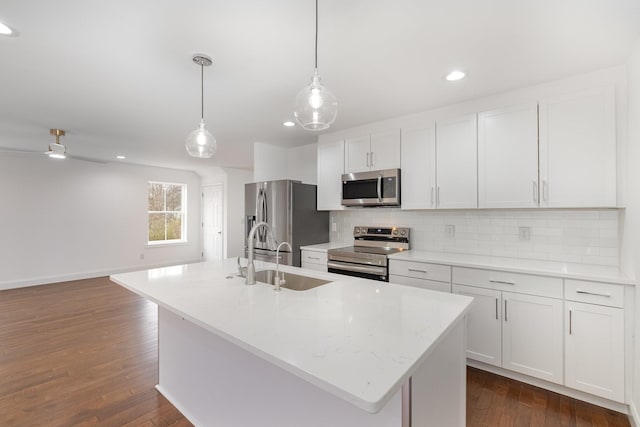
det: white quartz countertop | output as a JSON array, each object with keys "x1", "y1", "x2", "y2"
[
  {"x1": 111, "y1": 259, "x2": 472, "y2": 413},
  {"x1": 388, "y1": 251, "x2": 634, "y2": 285},
  {"x1": 299, "y1": 242, "x2": 350, "y2": 252}
]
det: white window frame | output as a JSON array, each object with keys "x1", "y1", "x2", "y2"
[{"x1": 147, "y1": 181, "x2": 187, "y2": 246}]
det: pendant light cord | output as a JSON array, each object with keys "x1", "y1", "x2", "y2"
[
  {"x1": 200, "y1": 63, "x2": 204, "y2": 120},
  {"x1": 314, "y1": 0, "x2": 318, "y2": 70}
]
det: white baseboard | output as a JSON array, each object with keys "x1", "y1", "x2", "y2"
[
  {"x1": 630, "y1": 400, "x2": 639, "y2": 427},
  {"x1": 468, "y1": 360, "x2": 630, "y2": 414},
  {"x1": 0, "y1": 258, "x2": 202, "y2": 291}
]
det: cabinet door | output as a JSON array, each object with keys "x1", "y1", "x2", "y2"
[
  {"x1": 565, "y1": 301, "x2": 624, "y2": 402},
  {"x1": 539, "y1": 87, "x2": 616, "y2": 207},
  {"x1": 400, "y1": 125, "x2": 436, "y2": 209},
  {"x1": 502, "y1": 292, "x2": 563, "y2": 384},
  {"x1": 436, "y1": 114, "x2": 478, "y2": 209},
  {"x1": 344, "y1": 135, "x2": 371, "y2": 173},
  {"x1": 317, "y1": 140, "x2": 345, "y2": 211},
  {"x1": 370, "y1": 129, "x2": 401, "y2": 170},
  {"x1": 478, "y1": 104, "x2": 539, "y2": 208},
  {"x1": 452, "y1": 285, "x2": 502, "y2": 367}
]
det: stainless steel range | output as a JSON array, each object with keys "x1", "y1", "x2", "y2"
[{"x1": 327, "y1": 226, "x2": 410, "y2": 282}]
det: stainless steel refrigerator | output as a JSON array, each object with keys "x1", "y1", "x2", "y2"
[{"x1": 244, "y1": 180, "x2": 329, "y2": 266}]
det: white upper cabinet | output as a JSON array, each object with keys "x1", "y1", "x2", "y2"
[
  {"x1": 400, "y1": 124, "x2": 436, "y2": 209},
  {"x1": 539, "y1": 86, "x2": 616, "y2": 207},
  {"x1": 344, "y1": 135, "x2": 371, "y2": 173},
  {"x1": 435, "y1": 114, "x2": 478, "y2": 209},
  {"x1": 317, "y1": 139, "x2": 345, "y2": 211},
  {"x1": 345, "y1": 129, "x2": 400, "y2": 173},
  {"x1": 478, "y1": 104, "x2": 539, "y2": 208}
]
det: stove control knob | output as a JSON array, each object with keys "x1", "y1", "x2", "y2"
[
  {"x1": 392, "y1": 230, "x2": 398, "y2": 236},
  {"x1": 400, "y1": 230, "x2": 407, "y2": 236},
  {"x1": 354, "y1": 227, "x2": 360, "y2": 234}
]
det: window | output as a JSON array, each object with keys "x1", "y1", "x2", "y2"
[{"x1": 148, "y1": 182, "x2": 187, "y2": 244}]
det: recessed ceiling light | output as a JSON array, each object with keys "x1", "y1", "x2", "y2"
[
  {"x1": 0, "y1": 22, "x2": 18, "y2": 37},
  {"x1": 445, "y1": 70, "x2": 466, "y2": 81},
  {"x1": 283, "y1": 121, "x2": 295, "y2": 127},
  {"x1": 116, "y1": 155, "x2": 126, "y2": 160}
]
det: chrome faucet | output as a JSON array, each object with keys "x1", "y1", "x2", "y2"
[
  {"x1": 274, "y1": 241, "x2": 292, "y2": 292},
  {"x1": 246, "y1": 221, "x2": 274, "y2": 285}
]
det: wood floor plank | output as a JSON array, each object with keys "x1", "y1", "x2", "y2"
[{"x1": 0, "y1": 277, "x2": 632, "y2": 426}]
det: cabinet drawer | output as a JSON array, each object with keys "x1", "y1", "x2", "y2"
[
  {"x1": 302, "y1": 261, "x2": 328, "y2": 273},
  {"x1": 452, "y1": 267, "x2": 562, "y2": 299},
  {"x1": 389, "y1": 260, "x2": 451, "y2": 282},
  {"x1": 564, "y1": 280, "x2": 623, "y2": 308},
  {"x1": 390, "y1": 275, "x2": 451, "y2": 293},
  {"x1": 301, "y1": 251, "x2": 327, "y2": 265}
]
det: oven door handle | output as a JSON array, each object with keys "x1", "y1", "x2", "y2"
[{"x1": 327, "y1": 261, "x2": 386, "y2": 276}]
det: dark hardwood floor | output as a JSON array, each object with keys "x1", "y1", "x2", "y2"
[{"x1": 0, "y1": 277, "x2": 631, "y2": 426}]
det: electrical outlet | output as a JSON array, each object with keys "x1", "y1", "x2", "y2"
[
  {"x1": 445, "y1": 224, "x2": 455, "y2": 238},
  {"x1": 518, "y1": 226, "x2": 531, "y2": 241},
  {"x1": 140, "y1": 253, "x2": 145, "y2": 260},
  {"x1": 332, "y1": 222, "x2": 337, "y2": 232}
]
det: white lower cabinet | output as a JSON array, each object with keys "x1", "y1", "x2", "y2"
[
  {"x1": 501, "y1": 292, "x2": 563, "y2": 385},
  {"x1": 301, "y1": 250, "x2": 328, "y2": 272},
  {"x1": 389, "y1": 260, "x2": 451, "y2": 292},
  {"x1": 565, "y1": 300, "x2": 624, "y2": 402},
  {"x1": 452, "y1": 267, "x2": 563, "y2": 385},
  {"x1": 452, "y1": 285, "x2": 502, "y2": 367}
]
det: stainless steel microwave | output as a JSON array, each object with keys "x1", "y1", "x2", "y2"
[{"x1": 341, "y1": 169, "x2": 401, "y2": 207}]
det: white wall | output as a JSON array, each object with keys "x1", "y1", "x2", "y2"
[
  {"x1": 253, "y1": 142, "x2": 317, "y2": 184},
  {"x1": 253, "y1": 143, "x2": 288, "y2": 182},
  {"x1": 621, "y1": 37, "x2": 640, "y2": 423},
  {"x1": 0, "y1": 153, "x2": 202, "y2": 290},
  {"x1": 224, "y1": 167, "x2": 253, "y2": 258}
]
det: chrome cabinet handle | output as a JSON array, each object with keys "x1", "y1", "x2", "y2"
[
  {"x1": 366, "y1": 152, "x2": 370, "y2": 167},
  {"x1": 533, "y1": 181, "x2": 538, "y2": 204},
  {"x1": 377, "y1": 175, "x2": 382, "y2": 202},
  {"x1": 504, "y1": 299, "x2": 508, "y2": 322},
  {"x1": 436, "y1": 187, "x2": 440, "y2": 207},
  {"x1": 308, "y1": 256, "x2": 320, "y2": 260},
  {"x1": 543, "y1": 180, "x2": 548, "y2": 202},
  {"x1": 569, "y1": 309, "x2": 572, "y2": 335},
  {"x1": 490, "y1": 279, "x2": 515, "y2": 285},
  {"x1": 495, "y1": 298, "x2": 499, "y2": 320},
  {"x1": 408, "y1": 268, "x2": 428, "y2": 273},
  {"x1": 576, "y1": 290, "x2": 612, "y2": 298},
  {"x1": 371, "y1": 151, "x2": 375, "y2": 167},
  {"x1": 430, "y1": 187, "x2": 434, "y2": 207}
]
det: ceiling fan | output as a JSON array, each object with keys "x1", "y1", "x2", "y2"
[{"x1": 0, "y1": 128, "x2": 107, "y2": 163}]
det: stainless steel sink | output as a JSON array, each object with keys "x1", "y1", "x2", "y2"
[{"x1": 254, "y1": 269, "x2": 331, "y2": 291}]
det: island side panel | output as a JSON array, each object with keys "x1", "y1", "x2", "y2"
[
  {"x1": 410, "y1": 317, "x2": 466, "y2": 427},
  {"x1": 157, "y1": 307, "x2": 403, "y2": 427}
]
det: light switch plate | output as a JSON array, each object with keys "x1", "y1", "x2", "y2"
[
  {"x1": 519, "y1": 226, "x2": 531, "y2": 241},
  {"x1": 332, "y1": 222, "x2": 337, "y2": 232}
]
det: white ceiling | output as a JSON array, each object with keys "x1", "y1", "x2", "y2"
[{"x1": 0, "y1": 0, "x2": 639, "y2": 175}]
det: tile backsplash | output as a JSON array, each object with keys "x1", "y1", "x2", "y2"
[{"x1": 330, "y1": 209, "x2": 619, "y2": 266}]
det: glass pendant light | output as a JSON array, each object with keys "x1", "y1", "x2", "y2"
[
  {"x1": 185, "y1": 54, "x2": 217, "y2": 158},
  {"x1": 294, "y1": 0, "x2": 337, "y2": 131}
]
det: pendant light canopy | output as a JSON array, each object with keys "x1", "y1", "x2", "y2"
[
  {"x1": 47, "y1": 129, "x2": 67, "y2": 159},
  {"x1": 293, "y1": 0, "x2": 337, "y2": 131},
  {"x1": 186, "y1": 54, "x2": 217, "y2": 158}
]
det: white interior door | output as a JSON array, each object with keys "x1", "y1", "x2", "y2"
[{"x1": 202, "y1": 184, "x2": 224, "y2": 261}]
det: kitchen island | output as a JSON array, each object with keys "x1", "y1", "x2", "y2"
[{"x1": 111, "y1": 259, "x2": 472, "y2": 427}]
